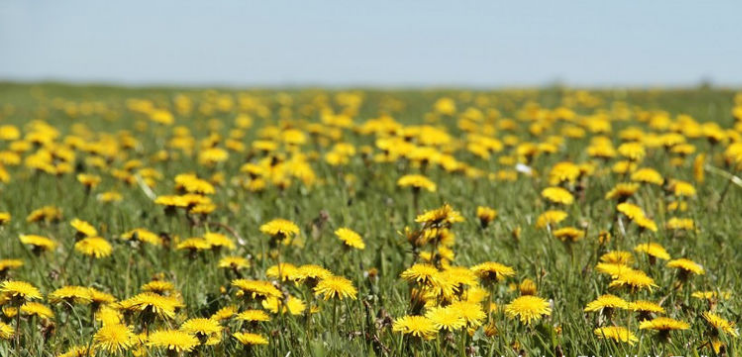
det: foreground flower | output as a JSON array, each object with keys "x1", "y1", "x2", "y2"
[
  {"x1": 594, "y1": 326, "x2": 638, "y2": 345},
  {"x1": 504, "y1": 296, "x2": 552, "y2": 325},
  {"x1": 392, "y1": 315, "x2": 438, "y2": 339},
  {"x1": 476, "y1": 206, "x2": 497, "y2": 228},
  {"x1": 703, "y1": 312, "x2": 739, "y2": 337},
  {"x1": 259, "y1": 219, "x2": 300, "y2": 238},
  {"x1": 75, "y1": 237, "x2": 113, "y2": 258},
  {"x1": 314, "y1": 276, "x2": 357, "y2": 300},
  {"x1": 180, "y1": 318, "x2": 222, "y2": 345},
  {"x1": 147, "y1": 329, "x2": 199, "y2": 353},
  {"x1": 471, "y1": 262, "x2": 515, "y2": 284},
  {"x1": 397, "y1": 174, "x2": 437, "y2": 192},
  {"x1": 639, "y1": 317, "x2": 689, "y2": 341},
  {"x1": 0, "y1": 322, "x2": 13, "y2": 340},
  {"x1": 424, "y1": 306, "x2": 465, "y2": 331},
  {"x1": 94, "y1": 323, "x2": 134, "y2": 354},
  {"x1": 415, "y1": 204, "x2": 464, "y2": 227},
  {"x1": 583, "y1": 294, "x2": 629, "y2": 313},
  {"x1": 1, "y1": 280, "x2": 42, "y2": 301},
  {"x1": 667, "y1": 258, "x2": 705, "y2": 276},
  {"x1": 335, "y1": 227, "x2": 365, "y2": 250},
  {"x1": 233, "y1": 332, "x2": 269, "y2": 346}
]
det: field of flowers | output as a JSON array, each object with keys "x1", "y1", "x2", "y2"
[{"x1": 0, "y1": 82, "x2": 740, "y2": 356}]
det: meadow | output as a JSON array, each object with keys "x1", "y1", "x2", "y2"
[{"x1": 0, "y1": 82, "x2": 740, "y2": 356}]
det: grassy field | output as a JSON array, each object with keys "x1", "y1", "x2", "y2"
[{"x1": 0, "y1": 82, "x2": 740, "y2": 357}]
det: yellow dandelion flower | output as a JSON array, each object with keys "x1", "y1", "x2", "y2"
[
  {"x1": 415, "y1": 204, "x2": 464, "y2": 227},
  {"x1": 667, "y1": 258, "x2": 704, "y2": 275},
  {"x1": 70, "y1": 218, "x2": 98, "y2": 237},
  {"x1": 634, "y1": 243, "x2": 671, "y2": 260},
  {"x1": 392, "y1": 315, "x2": 438, "y2": 339},
  {"x1": 233, "y1": 332, "x2": 269, "y2": 346},
  {"x1": 541, "y1": 187, "x2": 574, "y2": 205},
  {"x1": 425, "y1": 306, "x2": 465, "y2": 331},
  {"x1": 314, "y1": 276, "x2": 357, "y2": 300},
  {"x1": 94, "y1": 323, "x2": 134, "y2": 354},
  {"x1": 609, "y1": 269, "x2": 658, "y2": 292},
  {"x1": 471, "y1": 262, "x2": 515, "y2": 283},
  {"x1": 703, "y1": 312, "x2": 739, "y2": 337},
  {"x1": 75, "y1": 237, "x2": 113, "y2": 258},
  {"x1": 49, "y1": 286, "x2": 93, "y2": 305},
  {"x1": 259, "y1": 219, "x2": 300, "y2": 237},
  {"x1": 19, "y1": 234, "x2": 57, "y2": 252},
  {"x1": 397, "y1": 174, "x2": 437, "y2": 192},
  {"x1": 600, "y1": 251, "x2": 634, "y2": 265},
  {"x1": 584, "y1": 294, "x2": 629, "y2": 312},
  {"x1": 0, "y1": 322, "x2": 15, "y2": 339},
  {"x1": 231, "y1": 279, "x2": 282, "y2": 300},
  {"x1": 553, "y1": 227, "x2": 584, "y2": 242},
  {"x1": 20, "y1": 302, "x2": 54, "y2": 319},
  {"x1": 400, "y1": 264, "x2": 440, "y2": 286},
  {"x1": 535, "y1": 210, "x2": 568, "y2": 228},
  {"x1": 476, "y1": 206, "x2": 497, "y2": 228},
  {"x1": 594, "y1": 326, "x2": 638, "y2": 345},
  {"x1": 334, "y1": 227, "x2": 365, "y2": 250},
  {"x1": 504, "y1": 296, "x2": 552, "y2": 325},
  {"x1": 1, "y1": 280, "x2": 42, "y2": 301},
  {"x1": 639, "y1": 317, "x2": 690, "y2": 331},
  {"x1": 146, "y1": 329, "x2": 199, "y2": 353}
]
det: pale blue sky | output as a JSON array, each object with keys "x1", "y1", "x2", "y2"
[{"x1": 1, "y1": 1, "x2": 740, "y2": 87}]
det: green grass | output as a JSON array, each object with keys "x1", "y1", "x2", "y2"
[{"x1": 0, "y1": 82, "x2": 740, "y2": 356}]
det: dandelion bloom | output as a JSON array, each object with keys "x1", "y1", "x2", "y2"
[
  {"x1": 49, "y1": 286, "x2": 93, "y2": 305},
  {"x1": 400, "y1": 264, "x2": 440, "y2": 286},
  {"x1": 94, "y1": 323, "x2": 134, "y2": 354},
  {"x1": 634, "y1": 243, "x2": 671, "y2": 261},
  {"x1": 470, "y1": 262, "x2": 515, "y2": 283},
  {"x1": 334, "y1": 227, "x2": 365, "y2": 250},
  {"x1": 448, "y1": 301, "x2": 486, "y2": 328},
  {"x1": 583, "y1": 294, "x2": 629, "y2": 312},
  {"x1": 609, "y1": 269, "x2": 658, "y2": 292},
  {"x1": 218, "y1": 256, "x2": 250, "y2": 270},
  {"x1": 667, "y1": 258, "x2": 704, "y2": 275},
  {"x1": 397, "y1": 174, "x2": 437, "y2": 192},
  {"x1": 424, "y1": 306, "x2": 465, "y2": 331},
  {"x1": 236, "y1": 309, "x2": 271, "y2": 322},
  {"x1": 0, "y1": 259, "x2": 23, "y2": 274},
  {"x1": 0, "y1": 322, "x2": 14, "y2": 340},
  {"x1": 631, "y1": 168, "x2": 664, "y2": 185},
  {"x1": 262, "y1": 295, "x2": 306, "y2": 315},
  {"x1": 20, "y1": 302, "x2": 54, "y2": 319},
  {"x1": 203, "y1": 232, "x2": 235, "y2": 250},
  {"x1": 19, "y1": 234, "x2": 57, "y2": 252},
  {"x1": 605, "y1": 182, "x2": 640, "y2": 200},
  {"x1": 231, "y1": 280, "x2": 282, "y2": 300},
  {"x1": 415, "y1": 204, "x2": 464, "y2": 227},
  {"x1": 639, "y1": 317, "x2": 690, "y2": 332},
  {"x1": 628, "y1": 300, "x2": 665, "y2": 315},
  {"x1": 71, "y1": 218, "x2": 98, "y2": 237},
  {"x1": 314, "y1": 276, "x2": 357, "y2": 300},
  {"x1": 504, "y1": 296, "x2": 552, "y2": 325},
  {"x1": 703, "y1": 312, "x2": 739, "y2": 337},
  {"x1": 1, "y1": 280, "x2": 42, "y2": 301},
  {"x1": 594, "y1": 326, "x2": 638, "y2": 345},
  {"x1": 541, "y1": 187, "x2": 574, "y2": 205},
  {"x1": 553, "y1": 227, "x2": 584, "y2": 242},
  {"x1": 535, "y1": 210, "x2": 568, "y2": 228},
  {"x1": 599, "y1": 251, "x2": 634, "y2": 265},
  {"x1": 147, "y1": 329, "x2": 199, "y2": 353},
  {"x1": 233, "y1": 332, "x2": 269, "y2": 346},
  {"x1": 180, "y1": 318, "x2": 222, "y2": 345},
  {"x1": 476, "y1": 206, "x2": 497, "y2": 228},
  {"x1": 121, "y1": 228, "x2": 162, "y2": 246},
  {"x1": 392, "y1": 315, "x2": 438, "y2": 339},
  {"x1": 75, "y1": 237, "x2": 113, "y2": 258},
  {"x1": 119, "y1": 292, "x2": 180, "y2": 319},
  {"x1": 259, "y1": 219, "x2": 300, "y2": 237}
]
